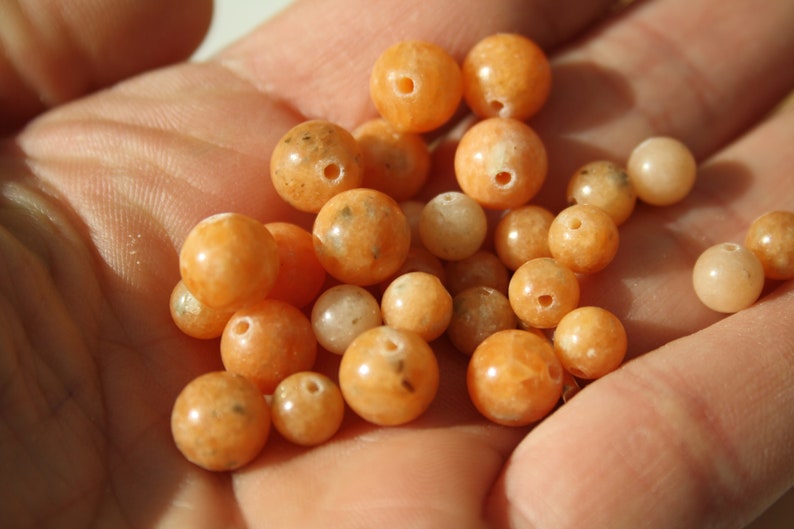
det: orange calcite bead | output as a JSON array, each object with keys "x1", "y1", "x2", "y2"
[
  {"x1": 171, "y1": 371, "x2": 270, "y2": 471},
  {"x1": 419, "y1": 191, "x2": 487, "y2": 261},
  {"x1": 381, "y1": 271, "x2": 453, "y2": 342},
  {"x1": 311, "y1": 284, "x2": 382, "y2": 355},
  {"x1": 369, "y1": 40, "x2": 463, "y2": 133},
  {"x1": 170, "y1": 280, "x2": 235, "y2": 339},
  {"x1": 508, "y1": 257, "x2": 580, "y2": 329},
  {"x1": 179, "y1": 212, "x2": 280, "y2": 311},
  {"x1": 467, "y1": 329, "x2": 563, "y2": 426},
  {"x1": 493, "y1": 204, "x2": 554, "y2": 271},
  {"x1": 627, "y1": 136, "x2": 697, "y2": 206},
  {"x1": 548, "y1": 204, "x2": 619, "y2": 274},
  {"x1": 444, "y1": 249, "x2": 510, "y2": 296},
  {"x1": 313, "y1": 188, "x2": 411, "y2": 285},
  {"x1": 744, "y1": 210, "x2": 794, "y2": 280},
  {"x1": 566, "y1": 160, "x2": 636, "y2": 226},
  {"x1": 339, "y1": 326, "x2": 439, "y2": 426},
  {"x1": 553, "y1": 306, "x2": 627, "y2": 380},
  {"x1": 220, "y1": 299, "x2": 317, "y2": 394},
  {"x1": 270, "y1": 120, "x2": 364, "y2": 213},
  {"x1": 447, "y1": 286, "x2": 517, "y2": 355},
  {"x1": 264, "y1": 222, "x2": 327, "y2": 308},
  {"x1": 692, "y1": 242, "x2": 765, "y2": 313},
  {"x1": 454, "y1": 117, "x2": 547, "y2": 210},
  {"x1": 353, "y1": 118, "x2": 431, "y2": 201},
  {"x1": 462, "y1": 33, "x2": 551, "y2": 120},
  {"x1": 271, "y1": 372, "x2": 345, "y2": 446}
]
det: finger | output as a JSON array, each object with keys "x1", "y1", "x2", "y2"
[{"x1": 0, "y1": 0, "x2": 212, "y2": 132}]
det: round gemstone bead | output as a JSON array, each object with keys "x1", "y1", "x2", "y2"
[
  {"x1": 454, "y1": 117, "x2": 547, "y2": 210},
  {"x1": 467, "y1": 329, "x2": 563, "y2": 426},
  {"x1": 444, "y1": 249, "x2": 510, "y2": 296},
  {"x1": 313, "y1": 188, "x2": 411, "y2": 286},
  {"x1": 461, "y1": 33, "x2": 551, "y2": 121},
  {"x1": 566, "y1": 160, "x2": 636, "y2": 226},
  {"x1": 744, "y1": 210, "x2": 794, "y2": 280},
  {"x1": 508, "y1": 257, "x2": 580, "y2": 329},
  {"x1": 264, "y1": 222, "x2": 327, "y2": 308},
  {"x1": 339, "y1": 326, "x2": 439, "y2": 426},
  {"x1": 548, "y1": 204, "x2": 620, "y2": 274},
  {"x1": 692, "y1": 242, "x2": 765, "y2": 313},
  {"x1": 311, "y1": 284, "x2": 382, "y2": 355},
  {"x1": 381, "y1": 271, "x2": 453, "y2": 342},
  {"x1": 627, "y1": 136, "x2": 697, "y2": 206},
  {"x1": 171, "y1": 371, "x2": 270, "y2": 471},
  {"x1": 447, "y1": 286, "x2": 517, "y2": 355},
  {"x1": 553, "y1": 306, "x2": 627, "y2": 380},
  {"x1": 369, "y1": 40, "x2": 463, "y2": 133},
  {"x1": 170, "y1": 280, "x2": 235, "y2": 340},
  {"x1": 221, "y1": 299, "x2": 317, "y2": 394},
  {"x1": 271, "y1": 372, "x2": 345, "y2": 446},
  {"x1": 418, "y1": 191, "x2": 487, "y2": 261},
  {"x1": 179, "y1": 212, "x2": 280, "y2": 311},
  {"x1": 493, "y1": 204, "x2": 554, "y2": 271}
]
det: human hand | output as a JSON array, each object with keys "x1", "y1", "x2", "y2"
[{"x1": 1, "y1": 0, "x2": 792, "y2": 528}]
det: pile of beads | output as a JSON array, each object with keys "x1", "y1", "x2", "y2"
[{"x1": 168, "y1": 33, "x2": 792, "y2": 471}]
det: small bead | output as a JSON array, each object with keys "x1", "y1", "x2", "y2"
[
  {"x1": 627, "y1": 136, "x2": 697, "y2": 206},
  {"x1": 692, "y1": 242, "x2": 765, "y2": 313},
  {"x1": 339, "y1": 326, "x2": 439, "y2": 426},
  {"x1": 264, "y1": 222, "x2": 327, "y2": 308},
  {"x1": 566, "y1": 160, "x2": 636, "y2": 226},
  {"x1": 508, "y1": 257, "x2": 580, "y2": 329},
  {"x1": 744, "y1": 210, "x2": 794, "y2": 280},
  {"x1": 467, "y1": 329, "x2": 563, "y2": 426},
  {"x1": 454, "y1": 117, "x2": 547, "y2": 210},
  {"x1": 447, "y1": 286, "x2": 517, "y2": 355},
  {"x1": 313, "y1": 188, "x2": 411, "y2": 286},
  {"x1": 171, "y1": 371, "x2": 270, "y2": 471},
  {"x1": 462, "y1": 33, "x2": 551, "y2": 121},
  {"x1": 170, "y1": 280, "x2": 235, "y2": 339},
  {"x1": 444, "y1": 249, "x2": 510, "y2": 296},
  {"x1": 419, "y1": 191, "x2": 487, "y2": 261},
  {"x1": 270, "y1": 120, "x2": 364, "y2": 213},
  {"x1": 493, "y1": 204, "x2": 554, "y2": 271},
  {"x1": 381, "y1": 271, "x2": 453, "y2": 342},
  {"x1": 271, "y1": 372, "x2": 345, "y2": 446},
  {"x1": 221, "y1": 299, "x2": 317, "y2": 394},
  {"x1": 369, "y1": 40, "x2": 463, "y2": 133},
  {"x1": 553, "y1": 306, "x2": 627, "y2": 380},
  {"x1": 311, "y1": 284, "x2": 382, "y2": 355},
  {"x1": 548, "y1": 204, "x2": 619, "y2": 274}
]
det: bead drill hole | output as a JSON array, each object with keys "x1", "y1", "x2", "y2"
[
  {"x1": 723, "y1": 243, "x2": 740, "y2": 252},
  {"x1": 323, "y1": 163, "x2": 341, "y2": 180},
  {"x1": 567, "y1": 218, "x2": 583, "y2": 230},
  {"x1": 233, "y1": 321, "x2": 250, "y2": 334},
  {"x1": 489, "y1": 100, "x2": 505, "y2": 113},
  {"x1": 537, "y1": 295, "x2": 553, "y2": 307},
  {"x1": 303, "y1": 379, "x2": 321, "y2": 394},
  {"x1": 384, "y1": 339, "x2": 400, "y2": 352},
  {"x1": 396, "y1": 76, "x2": 415, "y2": 95},
  {"x1": 494, "y1": 171, "x2": 513, "y2": 187}
]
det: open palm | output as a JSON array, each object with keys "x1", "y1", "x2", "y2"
[{"x1": 1, "y1": 0, "x2": 792, "y2": 527}]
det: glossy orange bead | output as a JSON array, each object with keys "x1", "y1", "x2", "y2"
[
  {"x1": 339, "y1": 326, "x2": 439, "y2": 426},
  {"x1": 508, "y1": 257, "x2": 580, "y2": 329},
  {"x1": 627, "y1": 136, "x2": 697, "y2": 206},
  {"x1": 553, "y1": 306, "x2": 627, "y2": 380},
  {"x1": 170, "y1": 279, "x2": 235, "y2": 340},
  {"x1": 264, "y1": 222, "x2": 327, "y2": 308},
  {"x1": 454, "y1": 117, "x2": 547, "y2": 210},
  {"x1": 462, "y1": 33, "x2": 551, "y2": 120},
  {"x1": 171, "y1": 371, "x2": 270, "y2": 471},
  {"x1": 381, "y1": 271, "x2": 453, "y2": 342},
  {"x1": 447, "y1": 286, "x2": 517, "y2": 355},
  {"x1": 270, "y1": 120, "x2": 364, "y2": 213},
  {"x1": 493, "y1": 204, "x2": 554, "y2": 271},
  {"x1": 444, "y1": 249, "x2": 510, "y2": 296},
  {"x1": 566, "y1": 160, "x2": 636, "y2": 226},
  {"x1": 311, "y1": 284, "x2": 382, "y2": 355},
  {"x1": 313, "y1": 188, "x2": 411, "y2": 286},
  {"x1": 548, "y1": 204, "x2": 619, "y2": 274},
  {"x1": 369, "y1": 40, "x2": 463, "y2": 133},
  {"x1": 744, "y1": 210, "x2": 794, "y2": 280},
  {"x1": 271, "y1": 372, "x2": 345, "y2": 446},
  {"x1": 221, "y1": 299, "x2": 317, "y2": 394},
  {"x1": 692, "y1": 242, "x2": 765, "y2": 313},
  {"x1": 467, "y1": 329, "x2": 563, "y2": 426},
  {"x1": 179, "y1": 212, "x2": 280, "y2": 311},
  {"x1": 419, "y1": 191, "x2": 487, "y2": 261}
]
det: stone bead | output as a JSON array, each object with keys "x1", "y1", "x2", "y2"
[
  {"x1": 264, "y1": 222, "x2": 327, "y2": 308},
  {"x1": 271, "y1": 372, "x2": 345, "y2": 446},
  {"x1": 447, "y1": 286, "x2": 517, "y2": 355},
  {"x1": 311, "y1": 284, "x2": 382, "y2": 355},
  {"x1": 418, "y1": 191, "x2": 487, "y2": 261},
  {"x1": 169, "y1": 280, "x2": 235, "y2": 340},
  {"x1": 493, "y1": 204, "x2": 554, "y2": 271},
  {"x1": 627, "y1": 136, "x2": 697, "y2": 206},
  {"x1": 444, "y1": 249, "x2": 510, "y2": 296},
  {"x1": 744, "y1": 210, "x2": 794, "y2": 280},
  {"x1": 548, "y1": 204, "x2": 619, "y2": 274},
  {"x1": 553, "y1": 306, "x2": 627, "y2": 380},
  {"x1": 566, "y1": 160, "x2": 636, "y2": 226},
  {"x1": 381, "y1": 271, "x2": 453, "y2": 342},
  {"x1": 692, "y1": 242, "x2": 765, "y2": 313},
  {"x1": 508, "y1": 257, "x2": 580, "y2": 329}
]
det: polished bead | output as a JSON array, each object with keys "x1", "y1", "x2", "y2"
[
  {"x1": 419, "y1": 191, "x2": 487, "y2": 261},
  {"x1": 744, "y1": 210, "x2": 794, "y2": 280},
  {"x1": 548, "y1": 204, "x2": 619, "y2": 274},
  {"x1": 444, "y1": 249, "x2": 510, "y2": 296},
  {"x1": 447, "y1": 286, "x2": 517, "y2": 355},
  {"x1": 553, "y1": 306, "x2": 627, "y2": 380},
  {"x1": 508, "y1": 257, "x2": 580, "y2": 329},
  {"x1": 381, "y1": 271, "x2": 453, "y2": 342},
  {"x1": 271, "y1": 372, "x2": 345, "y2": 446},
  {"x1": 692, "y1": 242, "x2": 765, "y2": 313},
  {"x1": 467, "y1": 329, "x2": 563, "y2": 426},
  {"x1": 566, "y1": 160, "x2": 636, "y2": 226},
  {"x1": 264, "y1": 222, "x2": 327, "y2": 308},
  {"x1": 627, "y1": 136, "x2": 697, "y2": 206},
  {"x1": 311, "y1": 284, "x2": 382, "y2": 355},
  {"x1": 339, "y1": 326, "x2": 439, "y2": 426},
  {"x1": 493, "y1": 204, "x2": 554, "y2": 271},
  {"x1": 171, "y1": 371, "x2": 270, "y2": 471},
  {"x1": 169, "y1": 279, "x2": 235, "y2": 340}
]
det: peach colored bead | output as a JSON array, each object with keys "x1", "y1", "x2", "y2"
[
  {"x1": 179, "y1": 212, "x2": 280, "y2": 311},
  {"x1": 548, "y1": 204, "x2": 620, "y2": 274},
  {"x1": 271, "y1": 372, "x2": 345, "y2": 446},
  {"x1": 508, "y1": 257, "x2": 580, "y2": 329},
  {"x1": 447, "y1": 286, "x2": 517, "y2": 355},
  {"x1": 454, "y1": 117, "x2": 547, "y2": 210},
  {"x1": 462, "y1": 33, "x2": 551, "y2": 121},
  {"x1": 419, "y1": 191, "x2": 487, "y2": 261},
  {"x1": 692, "y1": 242, "x2": 765, "y2": 313},
  {"x1": 627, "y1": 136, "x2": 697, "y2": 206},
  {"x1": 744, "y1": 210, "x2": 794, "y2": 280},
  {"x1": 566, "y1": 160, "x2": 636, "y2": 226},
  {"x1": 313, "y1": 188, "x2": 411, "y2": 286},
  {"x1": 381, "y1": 271, "x2": 453, "y2": 342},
  {"x1": 311, "y1": 284, "x2": 382, "y2": 355},
  {"x1": 170, "y1": 280, "x2": 235, "y2": 340},
  {"x1": 369, "y1": 40, "x2": 463, "y2": 133},
  {"x1": 221, "y1": 299, "x2": 317, "y2": 394},
  {"x1": 553, "y1": 306, "x2": 627, "y2": 380},
  {"x1": 264, "y1": 222, "x2": 327, "y2": 308},
  {"x1": 353, "y1": 118, "x2": 430, "y2": 201},
  {"x1": 467, "y1": 329, "x2": 563, "y2": 426},
  {"x1": 444, "y1": 249, "x2": 510, "y2": 295},
  {"x1": 171, "y1": 371, "x2": 270, "y2": 471},
  {"x1": 493, "y1": 204, "x2": 554, "y2": 271},
  {"x1": 270, "y1": 120, "x2": 364, "y2": 213},
  {"x1": 339, "y1": 326, "x2": 439, "y2": 426}
]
